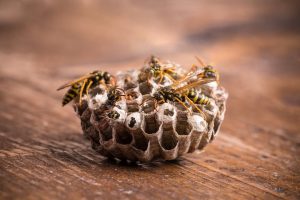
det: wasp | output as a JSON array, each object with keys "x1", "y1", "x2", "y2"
[
  {"x1": 153, "y1": 87, "x2": 211, "y2": 113},
  {"x1": 142, "y1": 76, "x2": 214, "y2": 119},
  {"x1": 151, "y1": 87, "x2": 188, "y2": 110},
  {"x1": 174, "y1": 56, "x2": 220, "y2": 88},
  {"x1": 106, "y1": 87, "x2": 141, "y2": 108},
  {"x1": 194, "y1": 56, "x2": 219, "y2": 82},
  {"x1": 175, "y1": 77, "x2": 215, "y2": 119},
  {"x1": 57, "y1": 70, "x2": 115, "y2": 106},
  {"x1": 140, "y1": 55, "x2": 180, "y2": 84},
  {"x1": 106, "y1": 87, "x2": 126, "y2": 106},
  {"x1": 107, "y1": 110, "x2": 120, "y2": 119}
]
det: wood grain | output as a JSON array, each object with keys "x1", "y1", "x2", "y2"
[{"x1": 0, "y1": 1, "x2": 299, "y2": 199}]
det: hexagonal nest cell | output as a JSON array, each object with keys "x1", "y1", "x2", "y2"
[{"x1": 73, "y1": 57, "x2": 228, "y2": 162}]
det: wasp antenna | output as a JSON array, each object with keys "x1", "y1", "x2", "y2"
[
  {"x1": 195, "y1": 56, "x2": 206, "y2": 67},
  {"x1": 57, "y1": 84, "x2": 66, "y2": 91}
]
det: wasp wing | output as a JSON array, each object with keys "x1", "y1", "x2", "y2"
[
  {"x1": 171, "y1": 65, "x2": 199, "y2": 87},
  {"x1": 57, "y1": 73, "x2": 95, "y2": 91},
  {"x1": 174, "y1": 78, "x2": 216, "y2": 92}
]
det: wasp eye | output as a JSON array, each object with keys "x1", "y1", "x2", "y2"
[
  {"x1": 206, "y1": 65, "x2": 213, "y2": 69},
  {"x1": 205, "y1": 71, "x2": 215, "y2": 77}
]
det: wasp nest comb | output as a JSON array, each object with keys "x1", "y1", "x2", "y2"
[{"x1": 71, "y1": 56, "x2": 228, "y2": 162}]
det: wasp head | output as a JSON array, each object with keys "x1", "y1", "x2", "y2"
[
  {"x1": 107, "y1": 110, "x2": 120, "y2": 119},
  {"x1": 149, "y1": 56, "x2": 162, "y2": 77},
  {"x1": 202, "y1": 65, "x2": 219, "y2": 81},
  {"x1": 107, "y1": 87, "x2": 124, "y2": 103},
  {"x1": 153, "y1": 91, "x2": 164, "y2": 101}
]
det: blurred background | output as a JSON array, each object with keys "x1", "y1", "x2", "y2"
[{"x1": 0, "y1": 0, "x2": 299, "y2": 67}]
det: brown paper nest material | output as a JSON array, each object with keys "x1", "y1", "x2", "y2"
[{"x1": 74, "y1": 62, "x2": 228, "y2": 163}]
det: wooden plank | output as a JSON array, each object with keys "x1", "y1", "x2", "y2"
[{"x1": 0, "y1": 1, "x2": 299, "y2": 199}]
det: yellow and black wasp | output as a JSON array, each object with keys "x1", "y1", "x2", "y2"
[
  {"x1": 173, "y1": 76, "x2": 214, "y2": 118},
  {"x1": 144, "y1": 77, "x2": 215, "y2": 119},
  {"x1": 139, "y1": 55, "x2": 181, "y2": 84},
  {"x1": 106, "y1": 87, "x2": 126, "y2": 106},
  {"x1": 107, "y1": 110, "x2": 120, "y2": 119},
  {"x1": 106, "y1": 87, "x2": 142, "y2": 108},
  {"x1": 194, "y1": 56, "x2": 219, "y2": 82},
  {"x1": 57, "y1": 70, "x2": 115, "y2": 106},
  {"x1": 151, "y1": 87, "x2": 188, "y2": 110},
  {"x1": 174, "y1": 56, "x2": 220, "y2": 87}
]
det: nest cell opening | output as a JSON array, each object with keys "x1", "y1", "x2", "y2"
[
  {"x1": 161, "y1": 130, "x2": 178, "y2": 150},
  {"x1": 163, "y1": 108, "x2": 175, "y2": 116},
  {"x1": 139, "y1": 82, "x2": 153, "y2": 95},
  {"x1": 175, "y1": 112, "x2": 193, "y2": 135},
  {"x1": 127, "y1": 102, "x2": 140, "y2": 112},
  {"x1": 124, "y1": 81, "x2": 138, "y2": 90},
  {"x1": 128, "y1": 117, "x2": 137, "y2": 128},
  {"x1": 176, "y1": 121, "x2": 193, "y2": 135},
  {"x1": 141, "y1": 99, "x2": 156, "y2": 114},
  {"x1": 144, "y1": 114, "x2": 160, "y2": 134},
  {"x1": 126, "y1": 90, "x2": 139, "y2": 101},
  {"x1": 115, "y1": 129, "x2": 133, "y2": 145},
  {"x1": 102, "y1": 126, "x2": 113, "y2": 141},
  {"x1": 132, "y1": 132, "x2": 149, "y2": 151}
]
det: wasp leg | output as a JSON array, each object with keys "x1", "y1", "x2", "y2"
[
  {"x1": 153, "y1": 99, "x2": 158, "y2": 112},
  {"x1": 162, "y1": 67, "x2": 177, "y2": 84},
  {"x1": 172, "y1": 65, "x2": 198, "y2": 87},
  {"x1": 154, "y1": 99, "x2": 165, "y2": 112},
  {"x1": 110, "y1": 76, "x2": 117, "y2": 87},
  {"x1": 158, "y1": 71, "x2": 164, "y2": 84},
  {"x1": 157, "y1": 100, "x2": 164, "y2": 104},
  {"x1": 163, "y1": 66, "x2": 176, "y2": 74},
  {"x1": 175, "y1": 78, "x2": 215, "y2": 93},
  {"x1": 164, "y1": 73, "x2": 178, "y2": 84},
  {"x1": 174, "y1": 97, "x2": 191, "y2": 114},
  {"x1": 140, "y1": 97, "x2": 159, "y2": 112},
  {"x1": 184, "y1": 95, "x2": 206, "y2": 120},
  {"x1": 98, "y1": 79, "x2": 108, "y2": 90},
  {"x1": 79, "y1": 79, "x2": 87, "y2": 105},
  {"x1": 85, "y1": 80, "x2": 93, "y2": 102},
  {"x1": 164, "y1": 68, "x2": 176, "y2": 74}
]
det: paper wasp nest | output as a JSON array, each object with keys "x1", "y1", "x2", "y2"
[{"x1": 74, "y1": 61, "x2": 228, "y2": 162}]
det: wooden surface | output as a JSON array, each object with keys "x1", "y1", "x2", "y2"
[{"x1": 0, "y1": 1, "x2": 300, "y2": 199}]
